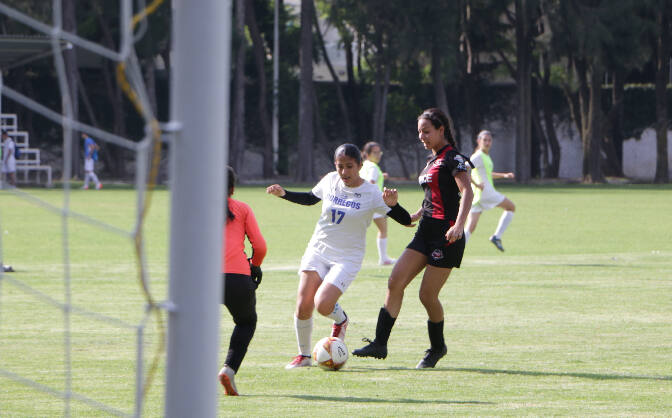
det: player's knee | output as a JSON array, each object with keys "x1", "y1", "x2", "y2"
[
  {"x1": 233, "y1": 311, "x2": 257, "y2": 327},
  {"x1": 295, "y1": 300, "x2": 314, "y2": 319},
  {"x1": 315, "y1": 300, "x2": 335, "y2": 317},
  {"x1": 387, "y1": 275, "x2": 406, "y2": 295},
  {"x1": 418, "y1": 289, "x2": 438, "y2": 307}
]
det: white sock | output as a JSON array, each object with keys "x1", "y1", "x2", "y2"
[
  {"x1": 377, "y1": 237, "x2": 389, "y2": 262},
  {"x1": 90, "y1": 172, "x2": 100, "y2": 186},
  {"x1": 326, "y1": 303, "x2": 346, "y2": 324},
  {"x1": 84, "y1": 172, "x2": 91, "y2": 187},
  {"x1": 464, "y1": 230, "x2": 471, "y2": 243},
  {"x1": 294, "y1": 316, "x2": 313, "y2": 356},
  {"x1": 494, "y1": 211, "x2": 514, "y2": 238}
]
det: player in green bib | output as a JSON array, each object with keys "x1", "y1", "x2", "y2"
[
  {"x1": 360, "y1": 141, "x2": 396, "y2": 265},
  {"x1": 464, "y1": 130, "x2": 516, "y2": 251}
]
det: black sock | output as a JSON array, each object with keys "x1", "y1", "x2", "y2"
[
  {"x1": 375, "y1": 307, "x2": 396, "y2": 346},
  {"x1": 427, "y1": 319, "x2": 445, "y2": 349}
]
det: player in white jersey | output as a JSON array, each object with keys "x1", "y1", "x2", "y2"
[{"x1": 267, "y1": 143, "x2": 413, "y2": 369}]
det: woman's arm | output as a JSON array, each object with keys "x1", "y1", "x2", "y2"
[
  {"x1": 244, "y1": 208, "x2": 267, "y2": 267},
  {"x1": 492, "y1": 172, "x2": 515, "y2": 180},
  {"x1": 266, "y1": 184, "x2": 321, "y2": 205},
  {"x1": 445, "y1": 171, "x2": 473, "y2": 243}
]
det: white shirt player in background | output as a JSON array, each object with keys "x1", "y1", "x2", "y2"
[
  {"x1": 464, "y1": 130, "x2": 516, "y2": 251},
  {"x1": 360, "y1": 141, "x2": 396, "y2": 265},
  {"x1": 267, "y1": 143, "x2": 412, "y2": 369},
  {"x1": 1, "y1": 130, "x2": 17, "y2": 188}
]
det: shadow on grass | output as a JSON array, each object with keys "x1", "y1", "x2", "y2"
[
  {"x1": 344, "y1": 365, "x2": 670, "y2": 382},
  {"x1": 279, "y1": 394, "x2": 493, "y2": 405},
  {"x1": 443, "y1": 366, "x2": 671, "y2": 381}
]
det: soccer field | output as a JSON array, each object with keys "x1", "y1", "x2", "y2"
[{"x1": 1, "y1": 184, "x2": 671, "y2": 416}]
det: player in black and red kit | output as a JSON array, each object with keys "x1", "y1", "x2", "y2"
[{"x1": 353, "y1": 108, "x2": 473, "y2": 368}]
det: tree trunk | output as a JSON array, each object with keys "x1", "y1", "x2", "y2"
[
  {"x1": 531, "y1": 79, "x2": 543, "y2": 178},
  {"x1": 63, "y1": 0, "x2": 80, "y2": 179},
  {"x1": 296, "y1": 0, "x2": 315, "y2": 181},
  {"x1": 575, "y1": 58, "x2": 591, "y2": 177},
  {"x1": 514, "y1": 0, "x2": 532, "y2": 183},
  {"x1": 230, "y1": 0, "x2": 247, "y2": 174},
  {"x1": 654, "y1": 10, "x2": 670, "y2": 183},
  {"x1": 540, "y1": 53, "x2": 560, "y2": 177},
  {"x1": 371, "y1": 60, "x2": 390, "y2": 144},
  {"x1": 585, "y1": 61, "x2": 605, "y2": 183},
  {"x1": 344, "y1": 32, "x2": 363, "y2": 143},
  {"x1": 431, "y1": 42, "x2": 458, "y2": 148},
  {"x1": 245, "y1": 0, "x2": 273, "y2": 178}
]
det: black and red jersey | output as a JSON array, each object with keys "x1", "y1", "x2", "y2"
[{"x1": 418, "y1": 144, "x2": 469, "y2": 221}]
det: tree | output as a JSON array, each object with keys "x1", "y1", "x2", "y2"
[
  {"x1": 230, "y1": 0, "x2": 247, "y2": 174},
  {"x1": 296, "y1": 0, "x2": 315, "y2": 181},
  {"x1": 653, "y1": 1, "x2": 671, "y2": 183}
]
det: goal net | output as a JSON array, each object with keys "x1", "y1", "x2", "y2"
[{"x1": 0, "y1": 1, "x2": 231, "y2": 416}]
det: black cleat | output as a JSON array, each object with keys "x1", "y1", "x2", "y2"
[
  {"x1": 352, "y1": 338, "x2": 387, "y2": 359},
  {"x1": 489, "y1": 235, "x2": 504, "y2": 252},
  {"x1": 415, "y1": 345, "x2": 447, "y2": 369}
]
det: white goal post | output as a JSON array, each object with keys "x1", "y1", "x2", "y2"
[{"x1": 165, "y1": 1, "x2": 232, "y2": 417}]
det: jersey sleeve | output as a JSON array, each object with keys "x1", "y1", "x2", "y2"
[
  {"x1": 243, "y1": 203, "x2": 267, "y2": 266},
  {"x1": 311, "y1": 172, "x2": 333, "y2": 199}
]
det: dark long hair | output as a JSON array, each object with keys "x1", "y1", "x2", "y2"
[
  {"x1": 226, "y1": 165, "x2": 236, "y2": 221},
  {"x1": 417, "y1": 108, "x2": 457, "y2": 148},
  {"x1": 334, "y1": 143, "x2": 362, "y2": 165}
]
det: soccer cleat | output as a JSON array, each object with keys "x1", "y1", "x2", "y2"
[
  {"x1": 379, "y1": 258, "x2": 396, "y2": 266},
  {"x1": 2, "y1": 264, "x2": 14, "y2": 273},
  {"x1": 415, "y1": 345, "x2": 447, "y2": 369},
  {"x1": 489, "y1": 235, "x2": 504, "y2": 252},
  {"x1": 331, "y1": 315, "x2": 348, "y2": 341},
  {"x1": 96, "y1": 183, "x2": 103, "y2": 190},
  {"x1": 285, "y1": 355, "x2": 312, "y2": 369},
  {"x1": 218, "y1": 365, "x2": 239, "y2": 396},
  {"x1": 81, "y1": 185, "x2": 89, "y2": 190},
  {"x1": 352, "y1": 338, "x2": 387, "y2": 359}
]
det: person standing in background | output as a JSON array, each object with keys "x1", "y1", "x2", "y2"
[
  {"x1": 360, "y1": 141, "x2": 396, "y2": 265},
  {"x1": 81, "y1": 133, "x2": 102, "y2": 190},
  {"x1": 464, "y1": 130, "x2": 516, "y2": 252}
]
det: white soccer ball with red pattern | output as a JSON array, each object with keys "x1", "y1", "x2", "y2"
[{"x1": 312, "y1": 336, "x2": 348, "y2": 371}]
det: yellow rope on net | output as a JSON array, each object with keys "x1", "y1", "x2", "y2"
[{"x1": 115, "y1": 0, "x2": 166, "y2": 402}]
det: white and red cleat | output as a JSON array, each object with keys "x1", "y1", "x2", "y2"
[
  {"x1": 218, "y1": 365, "x2": 239, "y2": 396},
  {"x1": 285, "y1": 355, "x2": 312, "y2": 369},
  {"x1": 331, "y1": 315, "x2": 349, "y2": 341}
]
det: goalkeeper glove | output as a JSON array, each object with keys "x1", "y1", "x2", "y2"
[{"x1": 249, "y1": 262, "x2": 262, "y2": 288}]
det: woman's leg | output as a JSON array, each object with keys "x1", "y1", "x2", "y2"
[
  {"x1": 374, "y1": 217, "x2": 394, "y2": 264},
  {"x1": 464, "y1": 211, "x2": 481, "y2": 243},
  {"x1": 490, "y1": 198, "x2": 515, "y2": 251},
  {"x1": 416, "y1": 266, "x2": 453, "y2": 368},
  {"x1": 223, "y1": 275, "x2": 258, "y2": 373},
  {"x1": 353, "y1": 249, "x2": 427, "y2": 358},
  {"x1": 289, "y1": 271, "x2": 322, "y2": 361}
]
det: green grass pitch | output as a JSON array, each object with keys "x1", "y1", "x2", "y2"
[{"x1": 1, "y1": 183, "x2": 671, "y2": 416}]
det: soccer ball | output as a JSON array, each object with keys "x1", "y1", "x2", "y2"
[{"x1": 312, "y1": 336, "x2": 348, "y2": 371}]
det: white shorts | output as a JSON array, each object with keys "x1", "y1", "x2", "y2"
[
  {"x1": 471, "y1": 189, "x2": 505, "y2": 213},
  {"x1": 2, "y1": 159, "x2": 16, "y2": 173},
  {"x1": 84, "y1": 158, "x2": 94, "y2": 172},
  {"x1": 298, "y1": 250, "x2": 361, "y2": 293}
]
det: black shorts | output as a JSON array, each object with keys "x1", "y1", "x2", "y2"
[{"x1": 407, "y1": 217, "x2": 465, "y2": 268}]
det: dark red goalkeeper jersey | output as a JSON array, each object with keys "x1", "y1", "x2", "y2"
[{"x1": 418, "y1": 144, "x2": 469, "y2": 221}]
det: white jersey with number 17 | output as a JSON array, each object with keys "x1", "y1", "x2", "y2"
[{"x1": 307, "y1": 171, "x2": 390, "y2": 263}]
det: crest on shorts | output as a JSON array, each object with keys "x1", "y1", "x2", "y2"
[{"x1": 431, "y1": 249, "x2": 444, "y2": 260}]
